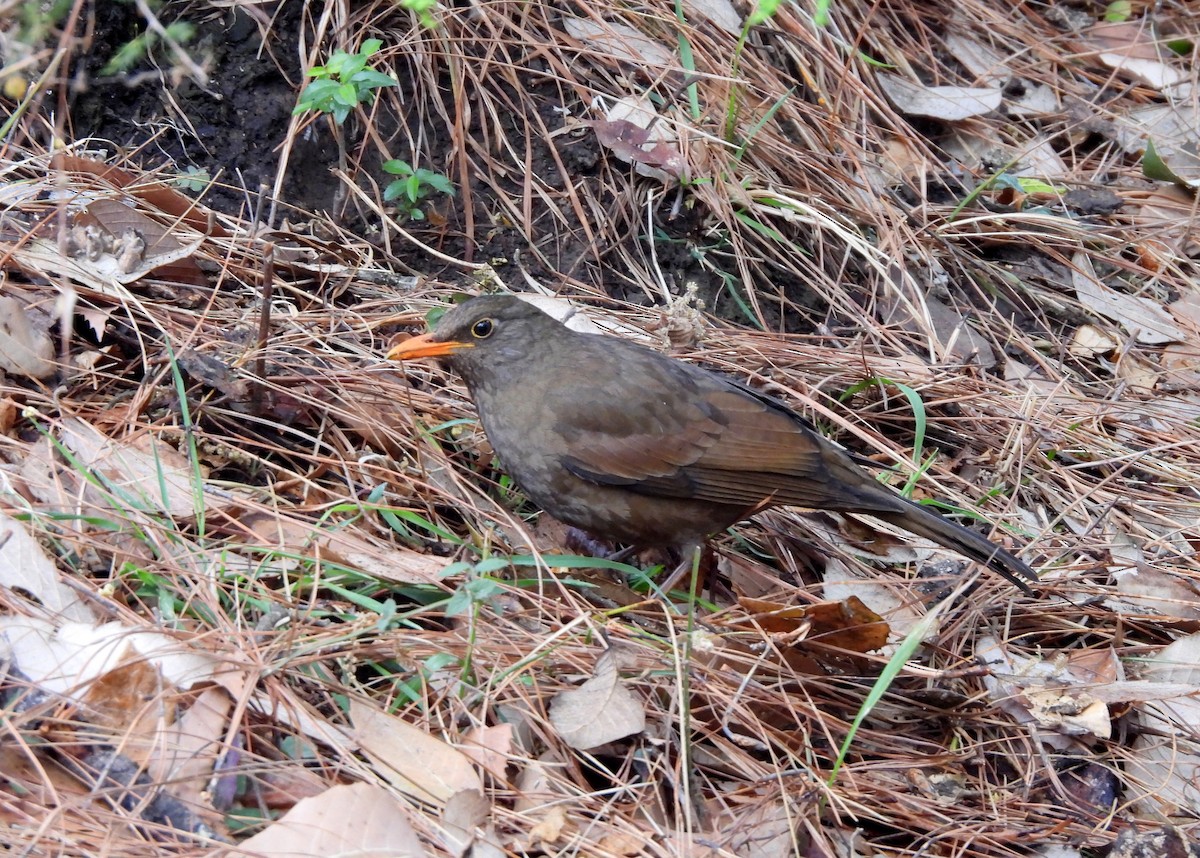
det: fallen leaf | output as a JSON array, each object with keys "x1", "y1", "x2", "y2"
[
  {"x1": 878, "y1": 74, "x2": 1002, "y2": 120},
  {"x1": 738, "y1": 596, "x2": 889, "y2": 654},
  {"x1": 1088, "y1": 21, "x2": 1187, "y2": 90},
  {"x1": 561, "y1": 18, "x2": 675, "y2": 68},
  {"x1": 821, "y1": 558, "x2": 927, "y2": 640},
  {"x1": 440, "y1": 788, "x2": 490, "y2": 857},
  {"x1": 944, "y1": 32, "x2": 1008, "y2": 87},
  {"x1": 1069, "y1": 324, "x2": 1119, "y2": 358},
  {"x1": 1071, "y1": 252, "x2": 1185, "y2": 344},
  {"x1": 528, "y1": 805, "x2": 568, "y2": 845},
  {"x1": 682, "y1": 0, "x2": 740, "y2": 34},
  {"x1": 51, "y1": 153, "x2": 229, "y2": 237},
  {"x1": 60, "y1": 418, "x2": 208, "y2": 518},
  {"x1": 588, "y1": 96, "x2": 684, "y2": 181},
  {"x1": 1131, "y1": 634, "x2": 1200, "y2": 816},
  {"x1": 0, "y1": 616, "x2": 222, "y2": 698},
  {"x1": 146, "y1": 686, "x2": 234, "y2": 809},
  {"x1": 0, "y1": 510, "x2": 94, "y2": 622},
  {"x1": 1111, "y1": 565, "x2": 1200, "y2": 620},
  {"x1": 550, "y1": 648, "x2": 646, "y2": 750},
  {"x1": 78, "y1": 199, "x2": 206, "y2": 286},
  {"x1": 459, "y1": 723, "x2": 512, "y2": 780},
  {"x1": 0, "y1": 296, "x2": 54, "y2": 379},
  {"x1": 349, "y1": 699, "x2": 483, "y2": 804},
  {"x1": 238, "y1": 782, "x2": 427, "y2": 857},
  {"x1": 232, "y1": 510, "x2": 448, "y2": 586},
  {"x1": 80, "y1": 652, "x2": 170, "y2": 749},
  {"x1": 1116, "y1": 352, "x2": 1160, "y2": 394},
  {"x1": 977, "y1": 636, "x2": 1117, "y2": 747}
]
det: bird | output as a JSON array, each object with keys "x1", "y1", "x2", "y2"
[{"x1": 386, "y1": 294, "x2": 1036, "y2": 593}]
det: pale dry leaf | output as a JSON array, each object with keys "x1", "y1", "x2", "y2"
[
  {"x1": 561, "y1": 18, "x2": 675, "y2": 68},
  {"x1": 977, "y1": 636, "x2": 1114, "y2": 747},
  {"x1": 1088, "y1": 22, "x2": 1186, "y2": 90},
  {"x1": 349, "y1": 698, "x2": 483, "y2": 804},
  {"x1": 549, "y1": 648, "x2": 646, "y2": 750},
  {"x1": 1098, "y1": 53, "x2": 1186, "y2": 89},
  {"x1": 877, "y1": 74, "x2": 1003, "y2": 120},
  {"x1": 1131, "y1": 634, "x2": 1200, "y2": 817},
  {"x1": 589, "y1": 95, "x2": 684, "y2": 181},
  {"x1": 1111, "y1": 566, "x2": 1200, "y2": 620},
  {"x1": 875, "y1": 263, "x2": 997, "y2": 365},
  {"x1": 597, "y1": 830, "x2": 649, "y2": 856},
  {"x1": 251, "y1": 687, "x2": 361, "y2": 754},
  {"x1": 1160, "y1": 348, "x2": 1200, "y2": 397},
  {"x1": 1068, "y1": 324, "x2": 1119, "y2": 359},
  {"x1": 1114, "y1": 101, "x2": 1200, "y2": 157},
  {"x1": 0, "y1": 615, "x2": 222, "y2": 697},
  {"x1": 714, "y1": 787, "x2": 801, "y2": 857},
  {"x1": 528, "y1": 805, "x2": 568, "y2": 845},
  {"x1": 944, "y1": 33, "x2": 1008, "y2": 86},
  {"x1": 76, "y1": 304, "x2": 113, "y2": 340},
  {"x1": 440, "y1": 788, "x2": 490, "y2": 858},
  {"x1": 0, "y1": 296, "x2": 55, "y2": 379},
  {"x1": 513, "y1": 755, "x2": 562, "y2": 813},
  {"x1": 238, "y1": 781, "x2": 426, "y2": 858},
  {"x1": 146, "y1": 686, "x2": 233, "y2": 809},
  {"x1": 1071, "y1": 252, "x2": 1186, "y2": 345},
  {"x1": 1129, "y1": 185, "x2": 1200, "y2": 257},
  {"x1": 1006, "y1": 81, "x2": 1060, "y2": 117},
  {"x1": 0, "y1": 510, "x2": 94, "y2": 622},
  {"x1": 512, "y1": 293, "x2": 602, "y2": 333},
  {"x1": 1167, "y1": 290, "x2": 1200, "y2": 336},
  {"x1": 1116, "y1": 353, "x2": 1160, "y2": 395},
  {"x1": 60, "y1": 418, "x2": 205, "y2": 518},
  {"x1": 1013, "y1": 135, "x2": 1068, "y2": 178},
  {"x1": 235, "y1": 510, "x2": 447, "y2": 586},
  {"x1": 512, "y1": 293, "x2": 652, "y2": 341},
  {"x1": 13, "y1": 237, "x2": 141, "y2": 300},
  {"x1": 76, "y1": 198, "x2": 206, "y2": 284},
  {"x1": 681, "y1": 0, "x2": 740, "y2": 34},
  {"x1": 459, "y1": 723, "x2": 512, "y2": 780}
]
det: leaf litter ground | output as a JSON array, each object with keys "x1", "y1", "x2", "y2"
[{"x1": 1, "y1": 0, "x2": 1200, "y2": 855}]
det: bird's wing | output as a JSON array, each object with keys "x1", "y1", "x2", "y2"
[{"x1": 554, "y1": 362, "x2": 898, "y2": 511}]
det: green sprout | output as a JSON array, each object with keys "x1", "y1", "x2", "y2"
[
  {"x1": 173, "y1": 165, "x2": 210, "y2": 193},
  {"x1": 101, "y1": 18, "x2": 195, "y2": 76},
  {"x1": 382, "y1": 159, "x2": 455, "y2": 220},
  {"x1": 398, "y1": 0, "x2": 439, "y2": 29},
  {"x1": 293, "y1": 38, "x2": 397, "y2": 125}
]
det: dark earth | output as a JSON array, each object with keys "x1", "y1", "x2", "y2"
[{"x1": 67, "y1": 1, "x2": 744, "y2": 317}]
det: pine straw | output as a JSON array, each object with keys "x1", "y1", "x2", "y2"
[{"x1": 1, "y1": 0, "x2": 1200, "y2": 855}]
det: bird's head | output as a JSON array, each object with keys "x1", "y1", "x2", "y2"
[{"x1": 386, "y1": 295, "x2": 563, "y2": 391}]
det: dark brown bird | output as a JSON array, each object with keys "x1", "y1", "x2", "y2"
[{"x1": 387, "y1": 295, "x2": 1035, "y2": 592}]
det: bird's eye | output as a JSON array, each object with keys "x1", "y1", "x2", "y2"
[{"x1": 471, "y1": 318, "x2": 495, "y2": 339}]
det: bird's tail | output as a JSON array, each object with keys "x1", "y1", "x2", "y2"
[{"x1": 873, "y1": 500, "x2": 1036, "y2": 593}]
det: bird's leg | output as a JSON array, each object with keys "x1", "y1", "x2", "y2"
[
  {"x1": 563, "y1": 526, "x2": 626, "y2": 560},
  {"x1": 655, "y1": 542, "x2": 711, "y2": 597}
]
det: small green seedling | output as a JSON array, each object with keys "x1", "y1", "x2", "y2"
[
  {"x1": 293, "y1": 38, "x2": 397, "y2": 125},
  {"x1": 382, "y1": 159, "x2": 455, "y2": 220},
  {"x1": 101, "y1": 17, "x2": 195, "y2": 76},
  {"x1": 173, "y1": 165, "x2": 210, "y2": 193},
  {"x1": 398, "y1": 0, "x2": 439, "y2": 29}
]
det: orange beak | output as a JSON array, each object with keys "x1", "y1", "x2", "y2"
[{"x1": 386, "y1": 333, "x2": 473, "y2": 361}]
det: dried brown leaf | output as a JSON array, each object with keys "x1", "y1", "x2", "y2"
[
  {"x1": 238, "y1": 782, "x2": 427, "y2": 857},
  {"x1": 349, "y1": 699, "x2": 483, "y2": 804},
  {"x1": 549, "y1": 648, "x2": 646, "y2": 750}
]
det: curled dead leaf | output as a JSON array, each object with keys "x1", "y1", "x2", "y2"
[{"x1": 549, "y1": 648, "x2": 646, "y2": 750}]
